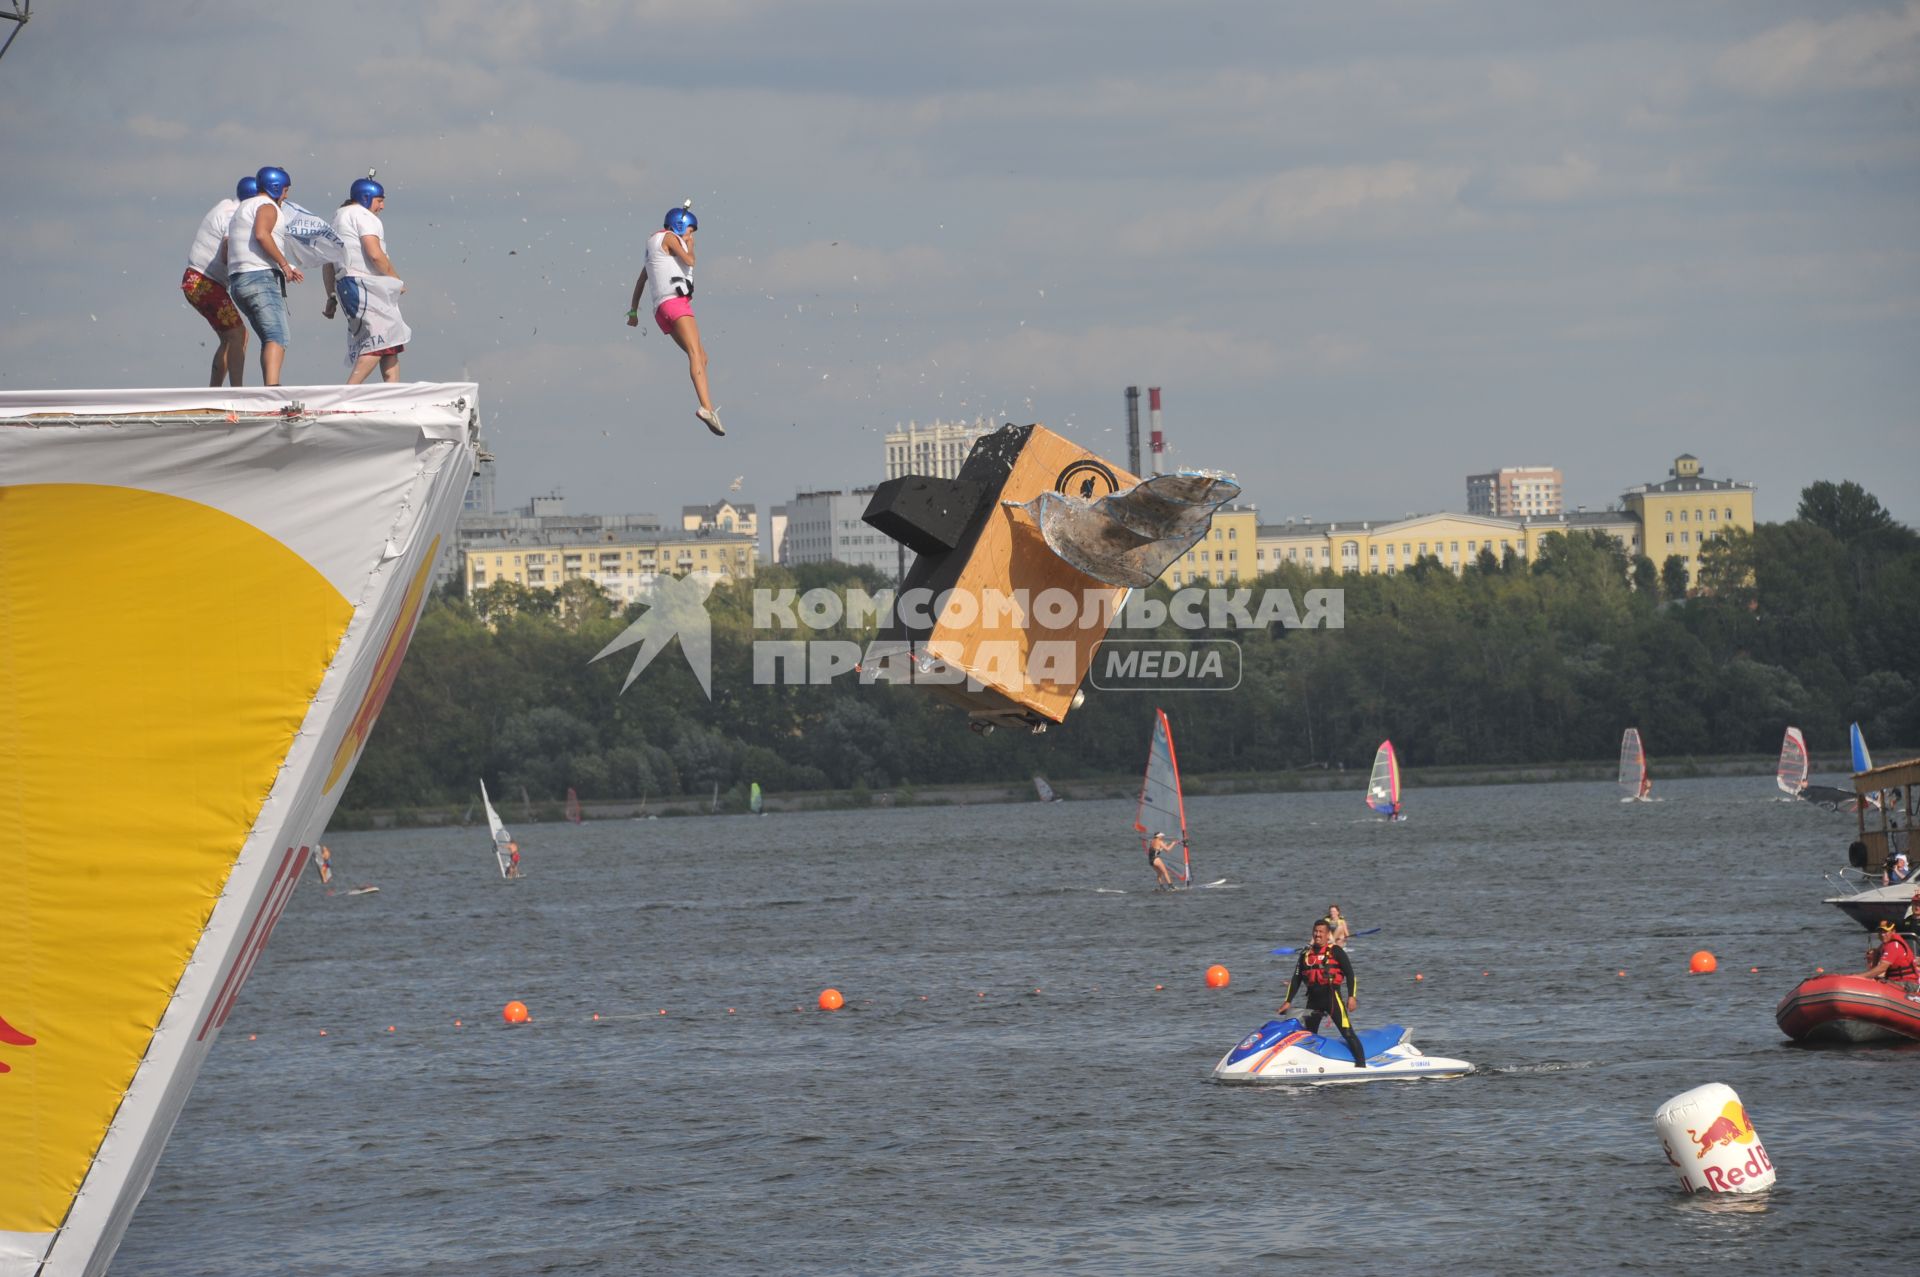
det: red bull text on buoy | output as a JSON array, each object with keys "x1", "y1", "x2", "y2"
[{"x1": 1653, "y1": 1083, "x2": 1776, "y2": 1194}]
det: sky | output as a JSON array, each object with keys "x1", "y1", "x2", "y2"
[{"x1": 3, "y1": 1, "x2": 1917, "y2": 527}]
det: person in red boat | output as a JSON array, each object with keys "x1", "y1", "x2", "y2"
[{"x1": 1862, "y1": 919, "x2": 1918, "y2": 990}]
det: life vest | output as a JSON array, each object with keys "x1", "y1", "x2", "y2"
[
  {"x1": 1302, "y1": 945, "x2": 1344, "y2": 987},
  {"x1": 1877, "y1": 934, "x2": 1918, "y2": 983}
]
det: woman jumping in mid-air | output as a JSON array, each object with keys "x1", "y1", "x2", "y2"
[{"x1": 628, "y1": 203, "x2": 723, "y2": 436}]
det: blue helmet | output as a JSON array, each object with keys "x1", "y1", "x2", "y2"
[
  {"x1": 256, "y1": 166, "x2": 291, "y2": 200},
  {"x1": 664, "y1": 206, "x2": 697, "y2": 236},
  {"x1": 236, "y1": 175, "x2": 260, "y2": 201},
  {"x1": 350, "y1": 177, "x2": 385, "y2": 210}
]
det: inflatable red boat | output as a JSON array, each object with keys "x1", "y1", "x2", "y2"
[{"x1": 1776, "y1": 974, "x2": 1920, "y2": 1043}]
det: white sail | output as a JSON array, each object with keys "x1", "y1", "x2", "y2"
[
  {"x1": 1777, "y1": 727, "x2": 1808, "y2": 795},
  {"x1": 1365, "y1": 741, "x2": 1401, "y2": 816},
  {"x1": 1133, "y1": 709, "x2": 1190, "y2": 884},
  {"x1": 1619, "y1": 728, "x2": 1648, "y2": 798},
  {"x1": 480, "y1": 780, "x2": 513, "y2": 878},
  {"x1": 1034, "y1": 776, "x2": 1058, "y2": 803},
  {"x1": 1, "y1": 383, "x2": 478, "y2": 1277}
]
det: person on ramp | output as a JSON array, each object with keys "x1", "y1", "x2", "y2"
[
  {"x1": 1277, "y1": 918, "x2": 1368, "y2": 1068},
  {"x1": 627, "y1": 203, "x2": 724, "y2": 437}
]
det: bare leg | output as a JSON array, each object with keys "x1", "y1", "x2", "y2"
[
  {"x1": 261, "y1": 341, "x2": 286, "y2": 387},
  {"x1": 667, "y1": 315, "x2": 714, "y2": 412},
  {"x1": 346, "y1": 353, "x2": 381, "y2": 385},
  {"x1": 379, "y1": 353, "x2": 400, "y2": 382},
  {"x1": 221, "y1": 327, "x2": 248, "y2": 387}
]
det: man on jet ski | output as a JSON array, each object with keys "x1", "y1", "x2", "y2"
[{"x1": 1277, "y1": 918, "x2": 1369, "y2": 1068}]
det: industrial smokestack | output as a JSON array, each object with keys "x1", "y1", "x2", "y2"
[
  {"x1": 1148, "y1": 386, "x2": 1164, "y2": 475},
  {"x1": 1125, "y1": 386, "x2": 1141, "y2": 477}
]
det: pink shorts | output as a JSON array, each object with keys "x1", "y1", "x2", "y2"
[{"x1": 654, "y1": 296, "x2": 694, "y2": 334}]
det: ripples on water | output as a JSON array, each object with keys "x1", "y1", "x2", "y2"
[{"x1": 121, "y1": 779, "x2": 1920, "y2": 1273}]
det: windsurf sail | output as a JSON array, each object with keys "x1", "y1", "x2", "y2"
[
  {"x1": 1366, "y1": 740, "x2": 1401, "y2": 816},
  {"x1": 711, "y1": 781, "x2": 720, "y2": 814},
  {"x1": 1034, "y1": 775, "x2": 1059, "y2": 803},
  {"x1": 565, "y1": 787, "x2": 583, "y2": 824},
  {"x1": 749, "y1": 782, "x2": 763, "y2": 815},
  {"x1": 1851, "y1": 722, "x2": 1874, "y2": 775},
  {"x1": 1619, "y1": 728, "x2": 1648, "y2": 798},
  {"x1": 1, "y1": 383, "x2": 478, "y2": 1277},
  {"x1": 481, "y1": 780, "x2": 513, "y2": 878},
  {"x1": 1133, "y1": 709, "x2": 1190, "y2": 885},
  {"x1": 1777, "y1": 727, "x2": 1809, "y2": 795}
]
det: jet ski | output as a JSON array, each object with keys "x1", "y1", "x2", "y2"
[{"x1": 1211, "y1": 1017, "x2": 1473, "y2": 1085}]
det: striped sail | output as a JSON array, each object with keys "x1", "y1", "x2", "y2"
[
  {"x1": 1777, "y1": 727, "x2": 1808, "y2": 795},
  {"x1": 1366, "y1": 740, "x2": 1401, "y2": 815},
  {"x1": 1133, "y1": 709, "x2": 1190, "y2": 885},
  {"x1": 1, "y1": 384, "x2": 479, "y2": 1277},
  {"x1": 1619, "y1": 728, "x2": 1648, "y2": 798}
]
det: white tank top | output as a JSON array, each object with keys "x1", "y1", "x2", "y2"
[
  {"x1": 645, "y1": 230, "x2": 694, "y2": 310},
  {"x1": 186, "y1": 199, "x2": 239, "y2": 282},
  {"x1": 226, "y1": 194, "x2": 286, "y2": 276},
  {"x1": 332, "y1": 204, "x2": 386, "y2": 278}
]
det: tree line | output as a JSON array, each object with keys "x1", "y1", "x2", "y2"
[{"x1": 341, "y1": 480, "x2": 1919, "y2": 810}]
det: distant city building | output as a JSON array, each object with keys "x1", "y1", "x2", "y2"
[
  {"x1": 437, "y1": 491, "x2": 662, "y2": 590},
  {"x1": 465, "y1": 526, "x2": 756, "y2": 603},
  {"x1": 1165, "y1": 505, "x2": 1261, "y2": 585},
  {"x1": 884, "y1": 417, "x2": 993, "y2": 480},
  {"x1": 682, "y1": 499, "x2": 757, "y2": 541},
  {"x1": 780, "y1": 487, "x2": 901, "y2": 578},
  {"x1": 1621, "y1": 454, "x2": 1756, "y2": 589},
  {"x1": 463, "y1": 447, "x2": 497, "y2": 515},
  {"x1": 766, "y1": 504, "x2": 789, "y2": 565},
  {"x1": 1467, "y1": 466, "x2": 1562, "y2": 517},
  {"x1": 1245, "y1": 508, "x2": 1640, "y2": 581}
]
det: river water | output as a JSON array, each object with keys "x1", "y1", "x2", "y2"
[{"x1": 118, "y1": 777, "x2": 1918, "y2": 1274}]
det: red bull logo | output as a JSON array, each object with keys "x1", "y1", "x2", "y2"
[{"x1": 1687, "y1": 1101, "x2": 1756, "y2": 1159}]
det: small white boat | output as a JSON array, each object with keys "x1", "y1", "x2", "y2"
[{"x1": 1211, "y1": 1017, "x2": 1472, "y2": 1085}]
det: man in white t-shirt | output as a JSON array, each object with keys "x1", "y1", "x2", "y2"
[
  {"x1": 224, "y1": 165, "x2": 306, "y2": 386},
  {"x1": 181, "y1": 176, "x2": 256, "y2": 386},
  {"x1": 321, "y1": 176, "x2": 410, "y2": 384}
]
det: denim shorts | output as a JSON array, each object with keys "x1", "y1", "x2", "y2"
[{"x1": 227, "y1": 269, "x2": 289, "y2": 347}]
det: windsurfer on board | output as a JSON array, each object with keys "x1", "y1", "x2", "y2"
[
  {"x1": 1278, "y1": 918, "x2": 1368, "y2": 1068},
  {"x1": 627, "y1": 203, "x2": 724, "y2": 437},
  {"x1": 1861, "y1": 919, "x2": 1919, "y2": 990},
  {"x1": 507, "y1": 841, "x2": 521, "y2": 878},
  {"x1": 1146, "y1": 831, "x2": 1177, "y2": 890}
]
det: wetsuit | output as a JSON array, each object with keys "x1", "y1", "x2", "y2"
[{"x1": 1286, "y1": 942, "x2": 1367, "y2": 1067}]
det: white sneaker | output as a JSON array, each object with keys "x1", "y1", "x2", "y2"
[{"x1": 697, "y1": 407, "x2": 725, "y2": 436}]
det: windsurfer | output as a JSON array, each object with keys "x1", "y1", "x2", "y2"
[
  {"x1": 1861, "y1": 919, "x2": 1919, "y2": 990},
  {"x1": 507, "y1": 841, "x2": 521, "y2": 878},
  {"x1": 1278, "y1": 918, "x2": 1368, "y2": 1067},
  {"x1": 1146, "y1": 831, "x2": 1177, "y2": 889},
  {"x1": 1638, "y1": 775, "x2": 1653, "y2": 801},
  {"x1": 627, "y1": 204, "x2": 724, "y2": 436},
  {"x1": 1326, "y1": 904, "x2": 1351, "y2": 946}
]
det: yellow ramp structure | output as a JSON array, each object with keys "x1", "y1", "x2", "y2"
[{"x1": 0, "y1": 385, "x2": 480, "y2": 1276}]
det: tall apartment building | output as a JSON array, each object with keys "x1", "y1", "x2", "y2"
[
  {"x1": 1467, "y1": 466, "x2": 1562, "y2": 517},
  {"x1": 682, "y1": 499, "x2": 757, "y2": 541},
  {"x1": 884, "y1": 417, "x2": 993, "y2": 480},
  {"x1": 780, "y1": 487, "x2": 904, "y2": 578},
  {"x1": 438, "y1": 492, "x2": 662, "y2": 589},
  {"x1": 465, "y1": 526, "x2": 756, "y2": 603}
]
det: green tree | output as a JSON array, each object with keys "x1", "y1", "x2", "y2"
[{"x1": 1662, "y1": 555, "x2": 1690, "y2": 601}]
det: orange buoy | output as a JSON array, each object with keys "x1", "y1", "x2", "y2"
[
  {"x1": 1749, "y1": 967, "x2": 1759, "y2": 974},
  {"x1": 818, "y1": 988, "x2": 844, "y2": 1011},
  {"x1": 592, "y1": 1012, "x2": 600, "y2": 1021},
  {"x1": 1154, "y1": 984, "x2": 1164, "y2": 991},
  {"x1": 1205, "y1": 964, "x2": 1230, "y2": 989},
  {"x1": 1414, "y1": 973, "x2": 1424, "y2": 981},
  {"x1": 454, "y1": 1019, "x2": 463, "y2": 1027},
  {"x1": 1618, "y1": 970, "x2": 1628, "y2": 978},
  {"x1": 387, "y1": 1025, "x2": 396, "y2": 1033},
  {"x1": 503, "y1": 1000, "x2": 530, "y2": 1025},
  {"x1": 1689, "y1": 950, "x2": 1718, "y2": 974}
]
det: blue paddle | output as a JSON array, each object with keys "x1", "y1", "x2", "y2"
[{"x1": 1270, "y1": 927, "x2": 1380, "y2": 956}]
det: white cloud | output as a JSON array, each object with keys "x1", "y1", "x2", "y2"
[
  {"x1": 1494, "y1": 152, "x2": 1600, "y2": 203},
  {"x1": 1714, "y1": 1, "x2": 1920, "y2": 97},
  {"x1": 1120, "y1": 163, "x2": 1474, "y2": 250}
]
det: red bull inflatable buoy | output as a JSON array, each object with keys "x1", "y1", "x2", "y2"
[{"x1": 1653, "y1": 1083, "x2": 1775, "y2": 1194}]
